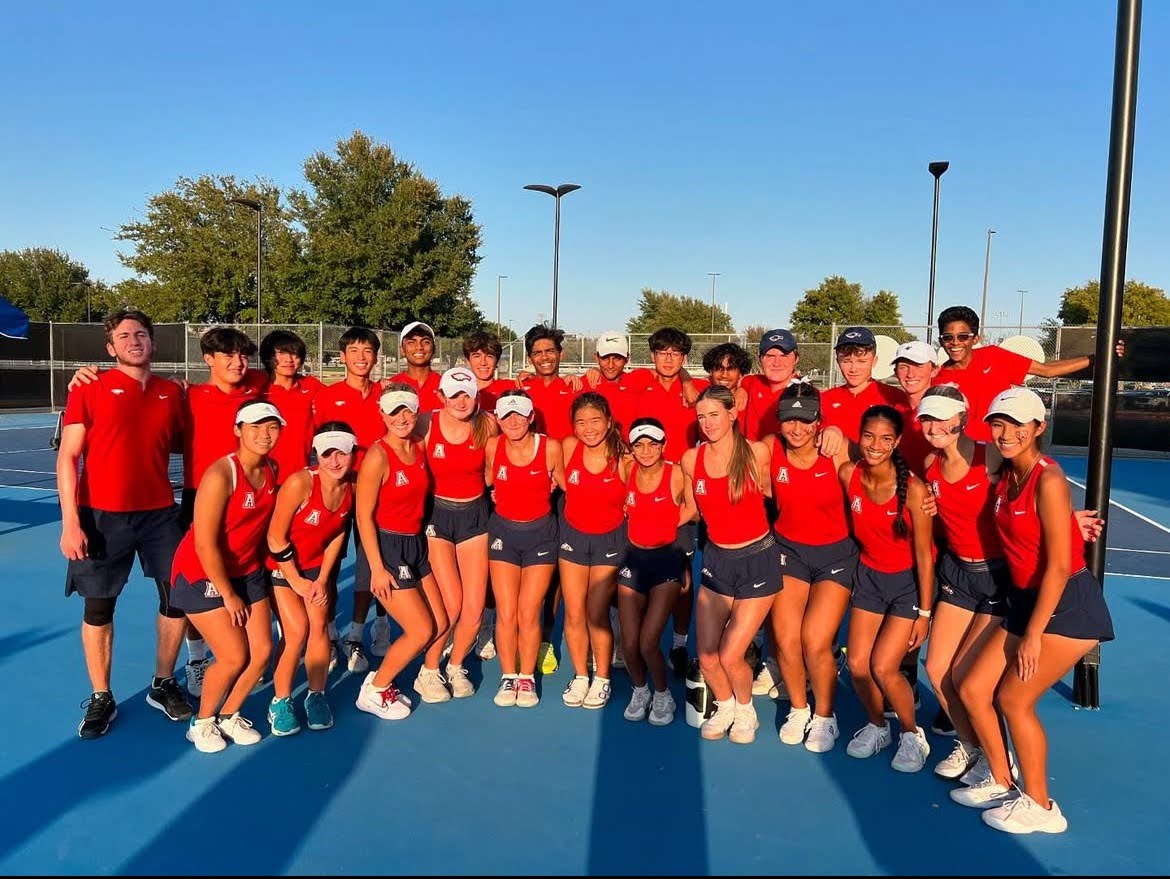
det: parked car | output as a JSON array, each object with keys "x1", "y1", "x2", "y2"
[{"x1": 1132, "y1": 389, "x2": 1170, "y2": 410}]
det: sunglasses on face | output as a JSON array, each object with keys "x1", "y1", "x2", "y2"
[{"x1": 940, "y1": 332, "x2": 976, "y2": 344}]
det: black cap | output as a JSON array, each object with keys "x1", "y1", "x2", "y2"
[
  {"x1": 758, "y1": 328, "x2": 797, "y2": 356},
  {"x1": 835, "y1": 326, "x2": 876, "y2": 349},
  {"x1": 777, "y1": 393, "x2": 821, "y2": 422}
]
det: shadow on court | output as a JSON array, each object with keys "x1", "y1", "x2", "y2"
[
  {"x1": 1129, "y1": 596, "x2": 1170, "y2": 626},
  {"x1": 0, "y1": 496, "x2": 63, "y2": 536}
]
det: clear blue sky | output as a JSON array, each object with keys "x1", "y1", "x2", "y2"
[{"x1": 2, "y1": 1, "x2": 1167, "y2": 335}]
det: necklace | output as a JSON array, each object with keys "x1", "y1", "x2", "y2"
[{"x1": 1011, "y1": 454, "x2": 1042, "y2": 492}]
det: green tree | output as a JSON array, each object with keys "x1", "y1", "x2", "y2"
[
  {"x1": 742, "y1": 324, "x2": 768, "y2": 349},
  {"x1": 1057, "y1": 279, "x2": 1170, "y2": 326},
  {"x1": 791, "y1": 275, "x2": 915, "y2": 343},
  {"x1": 116, "y1": 175, "x2": 302, "y2": 323},
  {"x1": 0, "y1": 248, "x2": 112, "y2": 321},
  {"x1": 626, "y1": 288, "x2": 734, "y2": 335},
  {"x1": 861, "y1": 290, "x2": 915, "y2": 343},
  {"x1": 288, "y1": 131, "x2": 484, "y2": 334}
]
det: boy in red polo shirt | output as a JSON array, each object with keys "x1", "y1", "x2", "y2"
[
  {"x1": 390, "y1": 321, "x2": 443, "y2": 411},
  {"x1": 260, "y1": 329, "x2": 323, "y2": 482},
  {"x1": 521, "y1": 325, "x2": 577, "y2": 441},
  {"x1": 586, "y1": 331, "x2": 652, "y2": 436},
  {"x1": 57, "y1": 309, "x2": 194, "y2": 738},
  {"x1": 820, "y1": 327, "x2": 910, "y2": 443},
  {"x1": 463, "y1": 329, "x2": 517, "y2": 415},
  {"x1": 740, "y1": 329, "x2": 804, "y2": 441}
]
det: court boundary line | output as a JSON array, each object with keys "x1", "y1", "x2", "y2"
[
  {"x1": 1108, "y1": 573, "x2": 1170, "y2": 581},
  {"x1": 1066, "y1": 476, "x2": 1170, "y2": 536}
]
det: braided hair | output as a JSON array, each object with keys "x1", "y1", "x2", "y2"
[{"x1": 860, "y1": 404, "x2": 909, "y2": 538}]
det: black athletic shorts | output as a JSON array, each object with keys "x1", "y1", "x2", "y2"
[
  {"x1": 936, "y1": 552, "x2": 1012, "y2": 617},
  {"x1": 618, "y1": 544, "x2": 685, "y2": 594},
  {"x1": 700, "y1": 533, "x2": 783, "y2": 600},
  {"x1": 354, "y1": 528, "x2": 430, "y2": 592},
  {"x1": 851, "y1": 563, "x2": 919, "y2": 621},
  {"x1": 426, "y1": 495, "x2": 490, "y2": 544},
  {"x1": 774, "y1": 534, "x2": 857, "y2": 590},
  {"x1": 269, "y1": 566, "x2": 322, "y2": 588},
  {"x1": 1003, "y1": 568, "x2": 1114, "y2": 642},
  {"x1": 488, "y1": 513, "x2": 558, "y2": 568},
  {"x1": 558, "y1": 517, "x2": 626, "y2": 568},
  {"x1": 65, "y1": 505, "x2": 183, "y2": 599},
  {"x1": 170, "y1": 569, "x2": 269, "y2": 614}
]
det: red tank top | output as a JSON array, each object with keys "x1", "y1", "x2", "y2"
[
  {"x1": 426, "y1": 411, "x2": 486, "y2": 499},
  {"x1": 172, "y1": 454, "x2": 277, "y2": 582},
  {"x1": 563, "y1": 441, "x2": 626, "y2": 534},
  {"x1": 266, "y1": 469, "x2": 353, "y2": 572},
  {"x1": 771, "y1": 444, "x2": 849, "y2": 545},
  {"x1": 626, "y1": 462, "x2": 680, "y2": 548},
  {"x1": 925, "y1": 444, "x2": 1002, "y2": 561},
  {"x1": 993, "y1": 456, "x2": 1086, "y2": 590},
  {"x1": 491, "y1": 434, "x2": 552, "y2": 522},
  {"x1": 693, "y1": 443, "x2": 769, "y2": 546},
  {"x1": 847, "y1": 464, "x2": 914, "y2": 573},
  {"x1": 374, "y1": 440, "x2": 430, "y2": 533}
]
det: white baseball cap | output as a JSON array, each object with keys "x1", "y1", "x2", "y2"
[
  {"x1": 236, "y1": 401, "x2": 286, "y2": 425},
  {"x1": 312, "y1": 429, "x2": 357, "y2": 457},
  {"x1": 399, "y1": 321, "x2": 435, "y2": 345},
  {"x1": 495, "y1": 394, "x2": 534, "y2": 420},
  {"x1": 439, "y1": 366, "x2": 478, "y2": 399},
  {"x1": 596, "y1": 331, "x2": 629, "y2": 358},
  {"x1": 917, "y1": 393, "x2": 968, "y2": 421},
  {"x1": 380, "y1": 389, "x2": 420, "y2": 414},
  {"x1": 984, "y1": 386, "x2": 1047, "y2": 424},
  {"x1": 893, "y1": 340, "x2": 937, "y2": 365}
]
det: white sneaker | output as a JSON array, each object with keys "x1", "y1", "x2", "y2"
[
  {"x1": 961, "y1": 750, "x2": 1019, "y2": 787},
  {"x1": 344, "y1": 640, "x2": 368, "y2": 674},
  {"x1": 951, "y1": 776, "x2": 1017, "y2": 809},
  {"x1": 514, "y1": 675, "x2": 539, "y2": 708},
  {"x1": 779, "y1": 705, "x2": 812, "y2": 745},
  {"x1": 700, "y1": 700, "x2": 736, "y2": 740},
  {"x1": 216, "y1": 712, "x2": 262, "y2": 745},
  {"x1": 648, "y1": 690, "x2": 676, "y2": 726},
  {"x1": 804, "y1": 713, "x2": 839, "y2": 753},
  {"x1": 446, "y1": 664, "x2": 475, "y2": 698},
  {"x1": 185, "y1": 658, "x2": 210, "y2": 697},
  {"x1": 562, "y1": 675, "x2": 590, "y2": 707},
  {"x1": 752, "y1": 659, "x2": 779, "y2": 697},
  {"x1": 582, "y1": 677, "x2": 611, "y2": 709},
  {"x1": 624, "y1": 685, "x2": 652, "y2": 721},
  {"x1": 982, "y1": 793, "x2": 1068, "y2": 834},
  {"x1": 356, "y1": 672, "x2": 411, "y2": 720},
  {"x1": 440, "y1": 634, "x2": 454, "y2": 664},
  {"x1": 935, "y1": 740, "x2": 982, "y2": 780},
  {"x1": 476, "y1": 610, "x2": 497, "y2": 661},
  {"x1": 370, "y1": 617, "x2": 391, "y2": 658},
  {"x1": 494, "y1": 676, "x2": 518, "y2": 707},
  {"x1": 729, "y1": 702, "x2": 760, "y2": 744},
  {"x1": 890, "y1": 727, "x2": 930, "y2": 773},
  {"x1": 846, "y1": 722, "x2": 893, "y2": 758},
  {"x1": 186, "y1": 717, "x2": 226, "y2": 753},
  {"x1": 328, "y1": 641, "x2": 339, "y2": 674},
  {"x1": 413, "y1": 667, "x2": 452, "y2": 703}
]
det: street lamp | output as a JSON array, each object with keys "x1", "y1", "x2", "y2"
[
  {"x1": 979, "y1": 229, "x2": 997, "y2": 333},
  {"x1": 524, "y1": 183, "x2": 581, "y2": 329},
  {"x1": 926, "y1": 161, "x2": 950, "y2": 343},
  {"x1": 1016, "y1": 289, "x2": 1028, "y2": 334},
  {"x1": 496, "y1": 274, "x2": 507, "y2": 335},
  {"x1": 708, "y1": 272, "x2": 721, "y2": 333},
  {"x1": 229, "y1": 196, "x2": 263, "y2": 328}
]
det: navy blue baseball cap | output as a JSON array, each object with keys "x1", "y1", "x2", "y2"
[
  {"x1": 835, "y1": 326, "x2": 876, "y2": 349},
  {"x1": 758, "y1": 328, "x2": 797, "y2": 356}
]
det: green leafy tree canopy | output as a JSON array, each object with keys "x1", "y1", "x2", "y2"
[
  {"x1": 626, "y1": 288, "x2": 734, "y2": 335},
  {"x1": 1057, "y1": 280, "x2": 1170, "y2": 327},
  {"x1": 790, "y1": 275, "x2": 914, "y2": 343},
  {"x1": 0, "y1": 248, "x2": 111, "y2": 322}
]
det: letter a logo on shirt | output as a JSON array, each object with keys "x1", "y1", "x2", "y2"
[
  {"x1": 204, "y1": 581, "x2": 221, "y2": 599},
  {"x1": 398, "y1": 566, "x2": 412, "y2": 581},
  {"x1": 931, "y1": 480, "x2": 941, "y2": 498},
  {"x1": 568, "y1": 469, "x2": 580, "y2": 485},
  {"x1": 496, "y1": 465, "x2": 508, "y2": 481},
  {"x1": 626, "y1": 491, "x2": 636, "y2": 507},
  {"x1": 395, "y1": 470, "x2": 409, "y2": 487},
  {"x1": 776, "y1": 467, "x2": 789, "y2": 484},
  {"x1": 850, "y1": 496, "x2": 862, "y2": 513},
  {"x1": 305, "y1": 509, "x2": 321, "y2": 526},
  {"x1": 694, "y1": 479, "x2": 706, "y2": 496},
  {"x1": 432, "y1": 443, "x2": 445, "y2": 459},
  {"x1": 243, "y1": 491, "x2": 256, "y2": 509}
]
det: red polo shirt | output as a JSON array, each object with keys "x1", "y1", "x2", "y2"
[
  {"x1": 390, "y1": 370, "x2": 442, "y2": 412},
  {"x1": 587, "y1": 370, "x2": 654, "y2": 438},
  {"x1": 312, "y1": 379, "x2": 386, "y2": 470},
  {"x1": 522, "y1": 375, "x2": 577, "y2": 441},
  {"x1": 266, "y1": 374, "x2": 324, "y2": 481},
  {"x1": 741, "y1": 374, "x2": 801, "y2": 441},
  {"x1": 63, "y1": 370, "x2": 185, "y2": 512},
  {"x1": 636, "y1": 372, "x2": 709, "y2": 464},
  {"x1": 820, "y1": 380, "x2": 908, "y2": 444},
  {"x1": 183, "y1": 369, "x2": 269, "y2": 490},
  {"x1": 478, "y1": 378, "x2": 519, "y2": 416},
  {"x1": 935, "y1": 345, "x2": 1031, "y2": 442}
]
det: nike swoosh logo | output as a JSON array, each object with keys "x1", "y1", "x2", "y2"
[
  {"x1": 335, "y1": 401, "x2": 345, "y2": 406},
  {"x1": 982, "y1": 367, "x2": 993, "y2": 374},
  {"x1": 752, "y1": 582, "x2": 766, "y2": 589},
  {"x1": 602, "y1": 478, "x2": 615, "y2": 483},
  {"x1": 814, "y1": 472, "x2": 827, "y2": 478},
  {"x1": 831, "y1": 403, "x2": 842, "y2": 408},
  {"x1": 529, "y1": 469, "x2": 544, "y2": 476},
  {"x1": 965, "y1": 484, "x2": 981, "y2": 491},
  {"x1": 886, "y1": 511, "x2": 899, "y2": 516},
  {"x1": 157, "y1": 394, "x2": 170, "y2": 399},
  {"x1": 605, "y1": 552, "x2": 619, "y2": 558},
  {"x1": 653, "y1": 496, "x2": 666, "y2": 502},
  {"x1": 1013, "y1": 510, "x2": 1027, "y2": 516},
  {"x1": 537, "y1": 551, "x2": 550, "y2": 557},
  {"x1": 830, "y1": 568, "x2": 844, "y2": 575}
]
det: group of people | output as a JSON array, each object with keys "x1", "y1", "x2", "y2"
[{"x1": 57, "y1": 304, "x2": 1114, "y2": 836}]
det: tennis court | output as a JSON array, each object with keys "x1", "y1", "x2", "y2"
[{"x1": 1, "y1": 411, "x2": 1166, "y2": 875}]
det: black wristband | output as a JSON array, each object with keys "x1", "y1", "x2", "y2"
[{"x1": 270, "y1": 544, "x2": 295, "y2": 563}]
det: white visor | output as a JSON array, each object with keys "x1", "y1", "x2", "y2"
[
  {"x1": 380, "y1": 390, "x2": 420, "y2": 414},
  {"x1": 495, "y1": 395, "x2": 534, "y2": 420},
  {"x1": 236, "y1": 401, "x2": 286, "y2": 425},
  {"x1": 917, "y1": 394, "x2": 967, "y2": 421},
  {"x1": 628, "y1": 423, "x2": 666, "y2": 444},
  {"x1": 312, "y1": 430, "x2": 357, "y2": 457}
]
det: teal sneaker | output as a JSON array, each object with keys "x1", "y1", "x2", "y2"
[
  {"x1": 304, "y1": 691, "x2": 334, "y2": 731},
  {"x1": 268, "y1": 697, "x2": 301, "y2": 736}
]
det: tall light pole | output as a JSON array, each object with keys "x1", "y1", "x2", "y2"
[
  {"x1": 1016, "y1": 289, "x2": 1028, "y2": 334},
  {"x1": 229, "y1": 196, "x2": 263, "y2": 329},
  {"x1": 524, "y1": 183, "x2": 581, "y2": 329},
  {"x1": 708, "y1": 272, "x2": 721, "y2": 333},
  {"x1": 979, "y1": 229, "x2": 997, "y2": 333},
  {"x1": 496, "y1": 274, "x2": 507, "y2": 334},
  {"x1": 926, "y1": 161, "x2": 950, "y2": 342}
]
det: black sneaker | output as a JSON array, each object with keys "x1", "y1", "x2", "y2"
[
  {"x1": 79, "y1": 691, "x2": 117, "y2": 739},
  {"x1": 670, "y1": 646, "x2": 688, "y2": 679},
  {"x1": 147, "y1": 677, "x2": 194, "y2": 721},
  {"x1": 931, "y1": 706, "x2": 956, "y2": 736}
]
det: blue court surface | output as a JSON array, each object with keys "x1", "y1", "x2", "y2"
[{"x1": 1, "y1": 411, "x2": 1166, "y2": 875}]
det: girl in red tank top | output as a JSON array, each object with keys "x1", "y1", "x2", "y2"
[
  {"x1": 838, "y1": 404, "x2": 936, "y2": 767},
  {"x1": 681, "y1": 386, "x2": 777, "y2": 743},
  {"x1": 483, "y1": 390, "x2": 566, "y2": 705},
  {"x1": 557, "y1": 392, "x2": 631, "y2": 710},
  {"x1": 956, "y1": 387, "x2": 1112, "y2": 832},
  {"x1": 264, "y1": 421, "x2": 357, "y2": 732},
  {"x1": 618, "y1": 418, "x2": 697, "y2": 724},
  {"x1": 169, "y1": 399, "x2": 284, "y2": 749}
]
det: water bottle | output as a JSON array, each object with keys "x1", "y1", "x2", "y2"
[{"x1": 685, "y1": 656, "x2": 715, "y2": 728}]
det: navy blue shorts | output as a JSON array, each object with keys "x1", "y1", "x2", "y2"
[
  {"x1": 774, "y1": 533, "x2": 857, "y2": 589},
  {"x1": 170, "y1": 569, "x2": 269, "y2": 615},
  {"x1": 558, "y1": 517, "x2": 626, "y2": 568},
  {"x1": 674, "y1": 521, "x2": 698, "y2": 558},
  {"x1": 269, "y1": 566, "x2": 322, "y2": 588},
  {"x1": 618, "y1": 544, "x2": 685, "y2": 594},
  {"x1": 354, "y1": 528, "x2": 430, "y2": 592},
  {"x1": 65, "y1": 505, "x2": 183, "y2": 599},
  {"x1": 488, "y1": 513, "x2": 558, "y2": 568},
  {"x1": 426, "y1": 495, "x2": 490, "y2": 544},
  {"x1": 936, "y1": 552, "x2": 1012, "y2": 617},
  {"x1": 700, "y1": 534, "x2": 783, "y2": 600},
  {"x1": 1003, "y1": 568, "x2": 1115, "y2": 642},
  {"x1": 851, "y1": 563, "x2": 919, "y2": 621}
]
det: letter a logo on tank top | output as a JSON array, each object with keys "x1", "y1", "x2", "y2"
[
  {"x1": 496, "y1": 465, "x2": 508, "y2": 481},
  {"x1": 568, "y1": 469, "x2": 580, "y2": 485},
  {"x1": 776, "y1": 467, "x2": 789, "y2": 484},
  {"x1": 243, "y1": 491, "x2": 256, "y2": 510},
  {"x1": 626, "y1": 491, "x2": 636, "y2": 506},
  {"x1": 433, "y1": 444, "x2": 446, "y2": 459},
  {"x1": 395, "y1": 471, "x2": 409, "y2": 487},
  {"x1": 695, "y1": 479, "x2": 706, "y2": 496},
  {"x1": 850, "y1": 496, "x2": 862, "y2": 513},
  {"x1": 305, "y1": 509, "x2": 321, "y2": 526}
]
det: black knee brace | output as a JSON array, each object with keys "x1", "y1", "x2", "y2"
[
  {"x1": 156, "y1": 579, "x2": 185, "y2": 619},
  {"x1": 83, "y1": 596, "x2": 117, "y2": 627}
]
